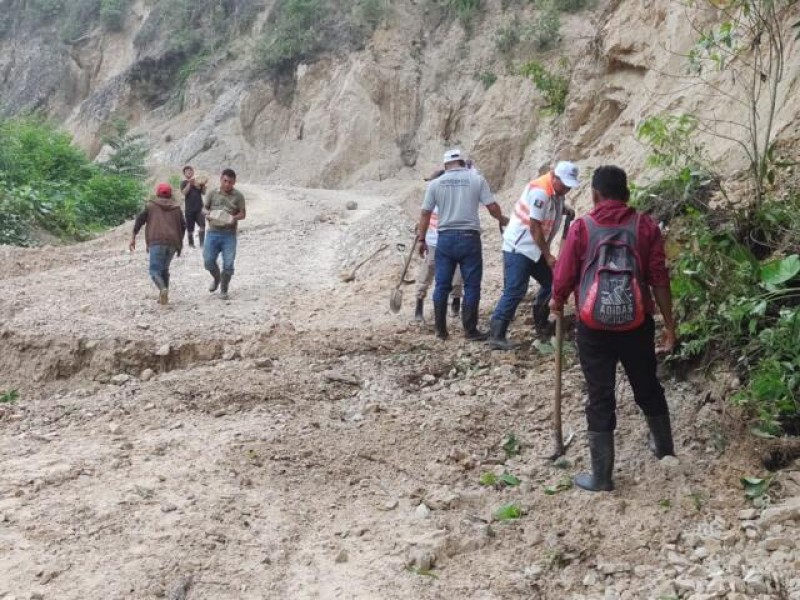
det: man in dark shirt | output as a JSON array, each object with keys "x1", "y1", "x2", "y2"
[
  {"x1": 180, "y1": 165, "x2": 206, "y2": 248},
  {"x1": 550, "y1": 165, "x2": 677, "y2": 492}
]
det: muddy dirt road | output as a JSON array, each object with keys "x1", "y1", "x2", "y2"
[{"x1": 1, "y1": 184, "x2": 798, "y2": 599}]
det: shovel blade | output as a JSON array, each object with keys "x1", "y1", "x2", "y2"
[
  {"x1": 548, "y1": 430, "x2": 576, "y2": 461},
  {"x1": 389, "y1": 288, "x2": 403, "y2": 313}
]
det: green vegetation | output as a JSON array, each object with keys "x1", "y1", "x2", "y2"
[
  {"x1": 634, "y1": 110, "x2": 799, "y2": 434},
  {"x1": 475, "y1": 70, "x2": 498, "y2": 89},
  {"x1": 134, "y1": 0, "x2": 261, "y2": 53},
  {"x1": 526, "y1": 0, "x2": 561, "y2": 50},
  {"x1": 631, "y1": 114, "x2": 719, "y2": 223},
  {"x1": 28, "y1": 0, "x2": 65, "y2": 19},
  {"x1": 543, "y1": 476, "x2": 572, "y2": 495},
  {"x1": 494, "y1": 16, "x2": 521, "y2": 56},
  {"x1": 98, "y1": 119, "x2": 148, "y2": 179},
  {"x1": 520, "y1": 60, "x2": 569, "y2": 114},
  {"x1": 0, "y1": 390, "x2": 19, "y2": 404},
  {"x1": 493, "y1": 503, "x2": 522, "y2": 520},
  {"x1": 0, "y1": 117, "x2": 146, "y2": 246},
  {"x1": 255, "y1": 0, "x2": 387, "y2": 76},
  {"x1": 445, "y1": 0, "x2": 482, "y2": 29},
  {"x1": 256, "y1": 0, "x2": 329, "y2": 73},
  {"x1": 479, "y1": 471, "x2": 521, "y2": 487},
  {"x1": 501, "y1": 432, "x2": 521, "y2": 458},
  {"x1": 630, "y1": 2, "x2": 799, "y2": 435},
  {"x1": 25, "y1": 0, "x2": 130, "y2": 41},
  {"x1": 100, "y1": 0, "x2": 129, "y2": 31}
]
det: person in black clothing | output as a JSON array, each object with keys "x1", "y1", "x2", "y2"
[{"x1": 181, "y1": 165, "x2": 206, "y2": 248}]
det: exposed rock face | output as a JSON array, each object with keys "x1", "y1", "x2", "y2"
[{"x1": 1, "y1": 0, "x2": 799, "y2": 196}]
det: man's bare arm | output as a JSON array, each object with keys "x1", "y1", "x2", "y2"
[
  {"x1": 417, "y1": 210, "x2": 432, "y2": 257},
  {"x1": 530, "y1": 220, "x2": 554, "y2": 267},
  {"x1": 486, "y1": 202, "x2": 509, "y2": 227},
  {"x1": 652, "y1": 285, "x2": 677, "y2": 353}
]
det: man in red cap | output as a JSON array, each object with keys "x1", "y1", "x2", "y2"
[{"x1": 129, "y1": 183, "x2": 186, "y2": 305}]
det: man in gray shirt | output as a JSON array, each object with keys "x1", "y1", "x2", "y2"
[{"x1": 418, "y1": 149, "x2": 509, "y2": 340}]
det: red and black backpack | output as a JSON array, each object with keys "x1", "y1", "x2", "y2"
[{"x1": 578, "y1": 215, "x2": 646, "y2": 331}]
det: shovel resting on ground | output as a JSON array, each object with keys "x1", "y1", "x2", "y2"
[
  {"x1": 340, "y1": 243, "x2": 388, "y2": 283},
  {"x1": 549, "y1": 313, "x2": 575, "y2": 460},
  {"x1": 389, "y1": 236, "x2": 418, "y2": 313}
]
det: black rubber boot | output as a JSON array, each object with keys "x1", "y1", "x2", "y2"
[
  {"x1": 574, "y1": 431, "x2": 615, "y2": 492},
  {"x1": 208, "y1": 265, "x2": 221, "y2": 292},
  {"x1": 645, "y1": 413, "x2": 675, "y2": 458},
  {"x1": 434, "y1": 301, "x2": 448, "y2": 340},
  {"x1": 220, "y1": 271, "x2": 232, "y2": 300},
  {"x1": 187, "y1": 232, "x2": 195, "y2": 248},
  {"x1": 450, "y1": 297, "x2": 461, "y2": 317},
  {"x1": 488, "y1": 319, "x2": 513, "y2": 350},
  {"x1": 533, "y1": 301, "x2": 553, "y2": 339},
  {"x1": 462, "y1": 303, "x2": 488, "y2": 341},
  {"x1": 198, "y1": 230, "x2": 205, "y2": 248},
  {"x1": 415, "y1": 299, "x2": 424, "y2": 322}
]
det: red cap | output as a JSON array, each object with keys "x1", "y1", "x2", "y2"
[{"x1": 156, "y1": 183, "x2": 172, "y2": 198}]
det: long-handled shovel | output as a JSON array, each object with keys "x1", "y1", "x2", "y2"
[
  {"x1": 549, "y1": 313, "x2": 575, "y2": 460},
  {"x1": 340, "y1": 244, "x2": 388, "y2": 283},
  {"x1": 389, "y1": 236, "x2": 418, "y2": 313}
]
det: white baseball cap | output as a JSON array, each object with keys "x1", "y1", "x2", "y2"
[
  {"x1": 554, "y1": 161, "x2": 580, "y2": 188},
  {"x1": 443, "y1": 149, "x2": 465, "y2": 164}
]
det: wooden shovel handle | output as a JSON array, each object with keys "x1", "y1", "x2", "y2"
[
  {"x1": 553, "y1": 313, "x2": 564, "y2": 452},
  {"x1": 397, "y1": 236, "x2": 418, "y2": 288}
]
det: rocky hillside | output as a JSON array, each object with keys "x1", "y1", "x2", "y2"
[{"x1": 2, "y1": 0, "x2": 798, "y2": 196}]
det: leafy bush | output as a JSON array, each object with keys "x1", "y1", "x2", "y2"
[
  {"x1": 0, "y1": 117, "x2": 145, "y2": 245},
  {"x1": 554, "y1": 0, "x2": 594, "y2": 12},
  {"x1": 256, "y1": 0, "x2": 328, "y2": 73},
  {"x1": 631, "y1": 114, "x2": 719, "y2": 223},
  {"x1": 446, "y1": 0, "x2": 482, "y2": 29},
  {"x1": 351, "y1": 0, "x2": 387, "y2": 34},
  {"x1": 494, "y1": 16, "x2": 521, "y2": 56},
  {"x1": 28, "y1": 0, "x2": 65, "y2": 19},
  {"x1": 633, "y1": 109, "x2": 799, "y2": 434},
  {"x1": 525, "y1": 0, "x2": 561, "y2": 50},
  {"x1": 475, "y1": 71, "x2": 498, "y2": 89},
  {"x1": 519, "y1": 60, "x2": 569, "y2": 114},
  {"x1": 100, "y1": 0, "x2": 129, "y2": 30},
  {"x1": 255, "y1": 0, "x2": 386, "y2": 76},
  {"x1": 670, "y1": 210, "x2": 799, "y2": 433},
  {"x1": 60, "y1": 0, "x2": 100, "y2": 42}
]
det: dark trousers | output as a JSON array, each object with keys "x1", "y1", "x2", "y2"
[
  {"x1": 185, "y1": 208, "x2": 206, "y2": 236},
  {"x1": 491, "y1": 251, "x2": 552, "y2": 325},
  {"x1": 577, "y1": 316, "x2": 668, "y2": 432},
  {"x1": 433, "y1": 230, "x2": 482, "y2": 308}
]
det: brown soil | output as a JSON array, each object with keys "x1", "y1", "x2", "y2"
[{"x1": 1, "y1": 184, "x2": 798, "y2": 600}]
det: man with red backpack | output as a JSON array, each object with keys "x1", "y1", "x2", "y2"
[{"x1": 549, "y1": 165, "x2": 678, "y2": 492}]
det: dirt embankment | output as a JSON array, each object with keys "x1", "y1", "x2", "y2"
[{"x1": 1, "y1": 183, "x2": 799, "y2": 600}]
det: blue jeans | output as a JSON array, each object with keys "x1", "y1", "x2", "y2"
[
  {"x1": 149, "y1": 244, "x2": 176, "y2": 289},
  {"x1": 492, "y1": 251, "x2": 552, "y2": 324},
  {"x1": 203, "y1": 230, "x2": 237, "y2": 275},
  {"x1": 433, "y1": 230, "x2": 482, "y2": 308}
]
